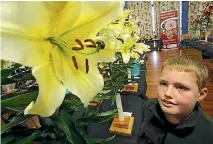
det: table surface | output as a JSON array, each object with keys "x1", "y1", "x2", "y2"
[
  {"x1": 204, "y1": 48, "x2": 213, "y2": 58},
  {"x1": 87, "y1": 96, "x2": 146, "y2": 144},
  {"x1": 120, "y1": 71, "x2": 148, "y2": 100},
  {"x1": 181, "y1": 39, "x2": 212, "y2": 51}
]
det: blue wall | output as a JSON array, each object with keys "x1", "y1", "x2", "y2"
[{"x1": 182, "y1": 1, "x2": 189, "y2": 34}]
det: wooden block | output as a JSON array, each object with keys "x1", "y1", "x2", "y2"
[
  {"x1": 2, "y1": 113, "x2": 10, "y2": 119},
  {"x1": 200, "y1": 41, "x2": 211, "y2": 44},
  {"x1": 112, "y1": 115, "x2": 130, "y2": 129},
  {"x1": 25, "y1": 116, "x2": 41, "y2": 129},
  {"x1": 88, "y1": 100, "x2": 103, "y2": 107},
  {"x1": 1, "y1": 118, "x2": 5, "y2": 126},
  {"x1": 109, "y1": 116, "x2": 134, "y2": 136},
  {"x1": 122, "y1": 83, "x2": 138, "y2": 93}
]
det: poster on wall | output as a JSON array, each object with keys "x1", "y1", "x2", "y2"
[{"x1": 160, "y1": 10, "x2": 179, "y2": 50}]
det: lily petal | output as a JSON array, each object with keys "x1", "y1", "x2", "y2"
[
  {"x1": 50, "y1": 48, "x2": 104, "y2": 107},
  {"x1": 45, "y1": 2, "x2": 81, "y2": 36},
  {"x1": 120, "y1": 34, "x2": 136, "y2": 63},
  {"x1": 122, "y1": 51, "x2": 131, "y2": 64},
  {"x1": 131, "y1": 52, "x2": 140, "y2": 60},
  {"x1": 1, "y1": 34, "x2": 51, "y2": 68},
  {"x1": 88, "y1": 36, "x2": 117, "y2": 62},
  {"x1": 2, "y1": 2, "x2": 51, "y2": 37},
  {"x1": 24, "y1": 64, "x2": 66, "y2": 117},
  {"x1": 1, "y1": 1, "x2": 52, "y2": 67},
  {"x1": 60, "y1": 1, "x2": 124, "y2": 46},
  {"x1": 134, "y1": 43, "x2": 151, "y2": 54}
]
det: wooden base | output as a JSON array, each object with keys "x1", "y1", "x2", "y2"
[
  {"x1": 200, "y1": 41, "x2": 211, "y2": 44},
  {"x1": 109, "y1": 115, "x2": 134, "y2": 136},
  {"x1": 122, "y1": 83, "x2": 138, "y2": 93},
  {"x1": 88, "y1": 100, "x2": 103, "y2": 107},
  {"x1": 25, "y1": 116, "x2": 41, "y2": 129}
]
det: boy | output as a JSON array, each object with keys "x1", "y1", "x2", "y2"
[{"x1": 139, "y1": 56, "x2": 213, "y2": 144}]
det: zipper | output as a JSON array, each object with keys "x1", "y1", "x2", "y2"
[{"x1": 160, "y1": 132, "x2": 167, "y2": 144}]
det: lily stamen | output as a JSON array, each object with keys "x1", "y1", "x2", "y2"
[
  {"x1": 85, "y1": 58, "x2": 89, "y2": 73},
  {"x1": 72, "y1": 40, "x2": 105, "y2": 55},
  {"x1": 72, "y1": 56, "x2": 78, "y2": 70},
  {"x1": 72, "y1": 39, "x2": 84, "y2": 50},
  {"x1": 117, "y1": 38, "x2": 124, "y2": 44},
  {"x1": 84, "y1": 39, "x2": 96, "y2": 48}
]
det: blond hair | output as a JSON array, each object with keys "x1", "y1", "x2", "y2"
[{"x1": 161, "y1": 56, "x2": 208, "y2": 91}]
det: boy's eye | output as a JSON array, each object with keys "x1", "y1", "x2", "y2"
[
  {"x1": 176, "y1": 85, "x2": 188, "y2": 91},
  {"x1": 159, "y1": 82, "x2": 167, "y2": 86}
]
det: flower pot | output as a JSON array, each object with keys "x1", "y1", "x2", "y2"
[{"x1": 131, "y1": 60, "x2": 140, "y2": 77}]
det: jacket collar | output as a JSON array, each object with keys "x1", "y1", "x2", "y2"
[{"x1": 149, "y1": 102, "x2": 202, "y2": 130}]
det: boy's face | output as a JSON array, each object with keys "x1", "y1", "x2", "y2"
[{"x1": 157, "y1": 68, "x2": 201, "y2": 118}]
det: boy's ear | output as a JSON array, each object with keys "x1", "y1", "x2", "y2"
[{"x1": 197, "y1": 87, "x2": 208, "y2": 101}]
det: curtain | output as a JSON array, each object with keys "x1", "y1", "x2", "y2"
[
  {"x1": 188, "y1": 1, "x2": 208, "y2": 37},
  {"x1": 154, "y1": 1, "x2": 180, "y2": 39},
  {"x1": 128, "y1": 1, "x2": 153, "y2": 40}
]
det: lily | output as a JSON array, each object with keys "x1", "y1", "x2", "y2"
[
  {"x1": 117, "y1": 34, "x2": 138, "y2": 63},
  {"x1": 131, "y1": 43, "x2": 151, "y2": 60},
  {"x1": 91, "y1": 35, "x2": 118, "y2": 63},
  {"x1": 109, "y1": 9, "x2": 150, "y2": 64},
  {"x1": 133, "y1": 43, "x2": 151, "y2": 54},
  {"x1": 1, "y1": 1, "x2": 124, "y2": 117}
]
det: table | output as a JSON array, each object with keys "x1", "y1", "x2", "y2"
[
  {"x1": 181, "y1": 39, "x2": 211, "y2": 51},
  {"x1": 203, "y1": 47, "x2": 213, "y2": 58},
  {"x1": 87, "y1": 95, "x2": 146, "y2": 144},
  {"x1": 120, "y1": 65, "x2": 148, "y2": 100}
]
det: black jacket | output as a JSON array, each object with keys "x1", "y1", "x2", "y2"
[{"x1": 138, "y1": 98, "x2": 213, "y2": 144}]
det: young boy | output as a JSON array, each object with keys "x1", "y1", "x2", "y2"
[{"x1": 139, "y1": 56, "x2": 213, "y2": 144}]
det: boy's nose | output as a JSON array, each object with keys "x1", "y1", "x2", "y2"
[{"x1": 164, "y1": 86, "x2": 174, "y2": 99}]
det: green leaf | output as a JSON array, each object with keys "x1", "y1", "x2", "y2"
[
  {"x1": 1, "y1": 91, "x2": 38, "y2": 108},
  {"x1": 115, "y1": 77, "x2": 126, "y2": 84},
  {"x1": 92, "y1": 95, "x2": 111, "y2": 101},
  {"x1": 1, "y1": 63, "x2": 21, "y2": 78},
  {"x1": 104, "y1": 81, "x2": 113, "y2": 87},
  {"x1": 54, "y1": 118, "x2": 73, "y2": 143},
  {"x1": 114, "y1": 67, "x2": 128, "y2": 74},
  {"x1": 61, "y1": 99, "x2": 83, "y2": 113},
  {"x1": 111, "y1": 70, "x2": 120, "y2": 81},
  {"x1": 53, "y1": 110, "x2": 88, "y2": 144},
  {"x1": 86, "y1": 135, "x2": 115, "y2": 144},
  {"x1": 3, "y1": 107, "x2": 26, "y2": 113},
  {"x1": 62, "y1": 99, "x2": 82, "y2": 106},
  {"x1": 1, "y1": 114, "x2": 27, "y2": 134},
  {"x1": 1, "y1": 78, "x2": 17, "y2": 85},
  {"x1": 102, "y1": 86, "x2": 113, "y2": 91},
  {"x1": 21, "y1": 73, "x2": 35, "y2": 81},
  {"x1": 1, "y1": 135, "x2": 14, "y2": 144},
  {"x1": 64, "y1": 93, "x2": 79, "y2": 100},
  {"x1": 115, "y1": 84, "x2": 126, "y2": 91},
  {"x1": 81, "y1": 103, "x2": 101, "y2": 118},
  {"x1": 111, "y1": 94, "x2": 117, "y2": 106},
  {"x1": 76, "y1": 109, "x2": 117, "y2": 127},
  {"x1": 13, "y1": 130, "x2": 45, "y2": 144}
]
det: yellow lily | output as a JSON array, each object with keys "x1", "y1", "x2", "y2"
[
  {"x1": 130, "y1": 52, "x2": 141, "y2": 60},
  {"x1": 133, "y1": 43, "x2": 151, "y2": 54},
  {"x1": 91, "y1": 35, "x2": 118, "y2": 62},
  {"x1": 1, "y1": 1, "x2": 124, "y2": 117},
  {"x1": 116, "y1": 34, "x2": 150, "y2": 63},
  {"x1": 117, "y1": 34, "x2": 138, "y2": 63},
  {"x1": 130, "y1": 43, "x2": 150, "y2": 60},
  {"x1": 107, "y1": 9, "x2": 134, "y2": 35}
]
